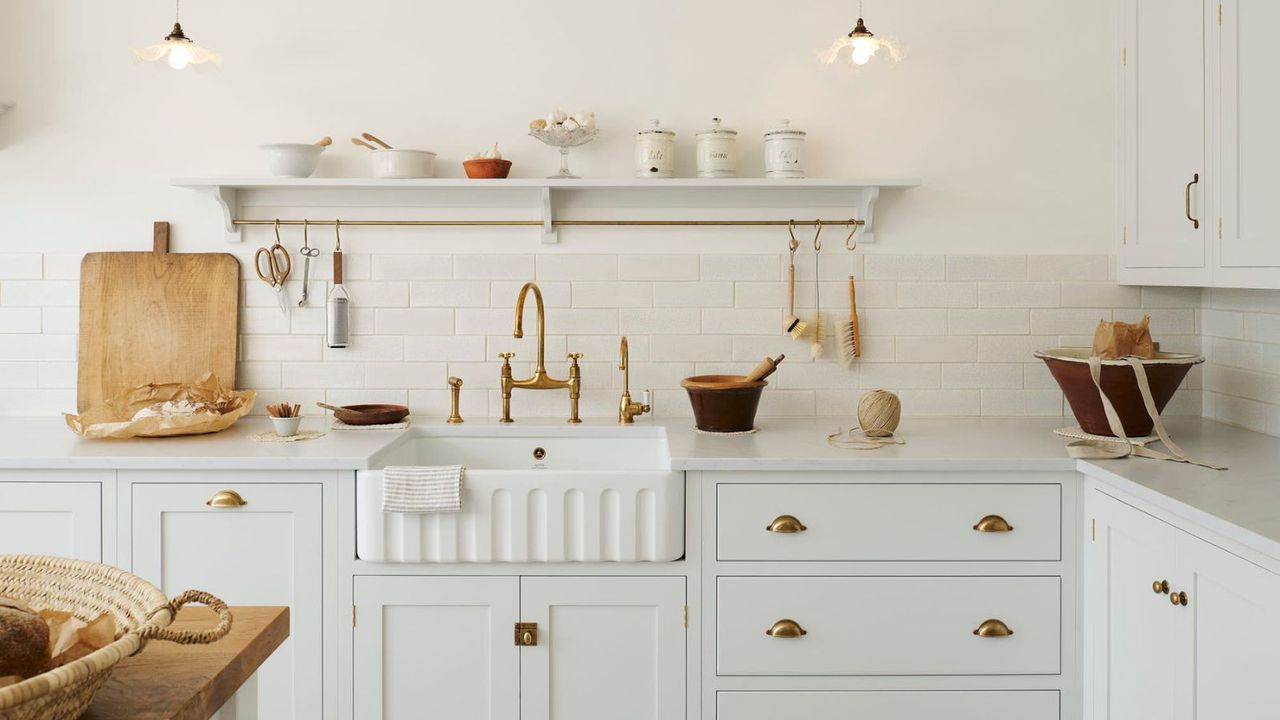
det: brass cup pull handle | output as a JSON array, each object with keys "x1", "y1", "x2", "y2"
[
  {"x1": 973, "y1": 515, "x2": 1014, "y2": 533},
  {"x1": 522, "y1": 631, "x2": 534, "y2": 644},
  {"x1": 206, "y1": 490, "x2": 247, "y2": 508},
  {"x1": 973, "y1": 619, "x2": 1014, "y2": 638},
  {"x1": 766, "y1": 515, "x2": 807, "y2": 533},
  {"x1": 1153, "y1": 579, "x2": 1169, "y2": 594},
  {"x1": 1185, "y1": 173, "x2": 1200, "y2": 229},
  {"x1": 1171, "y1": 591, "x2": 1188, "y2": 607},
  {"x1": 765, "y1": 619, "x2": 808, "y2": 638}
]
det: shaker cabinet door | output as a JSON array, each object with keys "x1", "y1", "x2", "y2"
[
  {"x1": 1119, "y1": 0, "x2": 1209, "y2": 278},
  {"x1": 519, "y1": 576, "x2": 685, "y2": 720},
  {"x1": 128, "y1": 480, "x2": 323, "y2": 720},
  {"x1": 1174, "y1": 530, "x2": 1280, "y2": 719},
  {"x1": 352, "y1": 576, "x2": 519, "y2": 720},
  {"x1": 0, "y1": 475, "x2": 102, "y2": 560},
  {"x1": 1216, "y1": 0, "x2": 1280, "y2": 281},
  {"x1": 1086, "y1": 490, "x2": 1180, "y2": 720}
]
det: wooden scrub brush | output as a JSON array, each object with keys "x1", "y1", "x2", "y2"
[
  {"x1": 784, "y1": 221, "x2": 808, "y2": 338},
  {"x1": 809, "y1": 221, "x2": 826, "y2": 359},
  {"x1": 837, "y1": 223, "x2": 862, "y2": 366}
]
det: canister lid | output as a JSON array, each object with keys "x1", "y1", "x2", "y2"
[
  {"x1": 636, "y1": 119, "x2": 675, "y2": 136},
  {"x1": 763, "y1": 119, "x2": 806, "y2": 138},
  {"x1": 696, "y1": 117, "x2": 737, "y2": 137}
]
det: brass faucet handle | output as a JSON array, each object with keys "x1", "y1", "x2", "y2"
[
  {"x1": 448, "y1": 376, "x2": 463, "y2": 389},
  {"x1": 499, "y1": 352, "x2": 516, "y2": 359},
  {"x1": 566, "y1": 352, "x2": 583, "y2": 367}
]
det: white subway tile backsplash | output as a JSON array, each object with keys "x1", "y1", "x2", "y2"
[
  {"x1": 342, "y1": 281, "x2": 409, "y2": 307},
  {"x1": 373, "y1": 308, "x2": 454, "y2": 335},
  {"x1": 536, "y1": 254, "x2": 617, "y2": 281},
  {"x1": 892, "y1": 389, "x2": 982, "y2": 416},
  {"x1": 370, "y1": 254, "x2": 452, "y2": 280},
  {"x1": 491, "y1": 281, "x2": 571, "y2": 308},
  {"x1": 619, "y1": 254, "x2": 699, "y2": 281},
  {"x1": 0, "y1": 335, "x2": 76, "y2": 361},
  {"x1": 38, "y1": 363, "x2": 80, "y2": 390},
  {"x1": 321, "y1": 336, "x2": 403, "y2": 362},
  {"x1": 364, "y1": 362, "x2": 447, "y2": 389},
  {"x1": 978, "y1": 282, "x2": 1061, "y2": 308},
  {"x1": 977, "y1": 335, "x2": 1059, "y2": 362},
  {"x1": 701, "y1": 308, "x2": 779, "y2": 335},
  {"x1": 0, "y1": 308, "x2": 41, "y2": 334},
  {"x1": 404, "y1": 336, "x2": 486, "y2": 362},
  {"x1": 1201, "y1": 309, "x2": 1245, "y2": 339},
  {"x1": 896, "y1": 282, "x2": 977, "y2": 308},
  {"x1": 859, "y1": 362, "x2": 941, "y2": 389},
  {"x1": 453, "y1": 254, "x2": 534, "y2": 280},
  {"x1": 943, "y1": 363, "x2": 1023, "y2": 389},
  {"x1": 947, "y1": 255, "x2": 1026, "y2": 281},
  {"x1": 864, "y1": 254, "x2": 946, "y2": 281},
  {"x1": 410, "y1": 281, "x2": 490, "y2": 307},
  {"x1": 573, "y1": 282, "x2": 652, "y2": 308},
  {"x1": 655, "y1": 281, "x2": 733, "y2": 308},
  {"x1": 895, "y1": 336, "x2": 977, "y2": 363},
  {"x1": 1029, "y1": 308, "x2": 1109, "y2": 335},
  {"x1": 282, "y1": 362, "x2": 365, "y2": 389},
  {"x1": 240, "y1": 307, "x2": 293, "y2": 335},
  {"x1": 41, "y1": 254, "x2": 83, "y2": 280},
  {"x1": 0, "y1": 363, "x2": 38, "y2": 388},
  {"x1": 950, "y1": 309, "x2": 1030, "y2": 335},
  {"x1": 0, "y1": 255, "x2": 42, "y2": 280},
  {"x1": 242, "y1": 335, "x2": 323, "y2": 362},
  {"x1": 863, "y1": 309, "x2": 949, "y2": 336},
  {"x1": 40, "y1": 307, "x2": 79, "y2": 335},
  {"x1": 700, "y1": 254, "x2": 778, "y2": 281},
  {"x1": 1027, "y1": 255, "x2": 1109, "y2": 281},
  {"x1": 237, "y1": 362, "x2": 282, "y2": 389},
  {"x1": 981, "y1": 389, "x2": 1064, "y2": 416},
  {"x1": 1244, "y1": 313, "x2": 1280, "y2": 343},
  {"x1": 0, "y1": 281, "x2": 79, "y2": 307},
  {"x1": 651, "y1": 335, "x2": 733, "y2": 362},
  {"x1": 621, "y1": 308, "x2": 700, "y2": 335}
]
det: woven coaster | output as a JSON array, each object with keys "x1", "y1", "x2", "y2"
[
  {"x1": 693, "y1": 426, "x2": 760, "y2": 436},
  {"x1": 1054, "y1": 426, "x2": 1157, "y2": 446},
  {"x1": 331, "y1": 419, "x2": 410, "y2": 430},
  {"x1": 250, "y1": 430, "x2": 326, "y2": 443}
]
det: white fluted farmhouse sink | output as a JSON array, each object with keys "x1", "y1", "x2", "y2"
[{"x1": 357, "y1": 426, "x2": 683, "y2": 563}]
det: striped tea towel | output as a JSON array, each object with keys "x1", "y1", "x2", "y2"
[{"x1": 381, "y1": 465, "x2": 464, "y2": 513}]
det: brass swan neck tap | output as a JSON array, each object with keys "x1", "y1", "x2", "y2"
[
  {"x1": 499, "y1": 282, "x2": 582, "y2": 423},
  {"x1": 618, "y1": 336, "x2": 651, "y2": 424}
]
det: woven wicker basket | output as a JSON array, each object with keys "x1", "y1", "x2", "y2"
[{"x1": 0, "y1": 555, "x2": 231, "y2": 720}]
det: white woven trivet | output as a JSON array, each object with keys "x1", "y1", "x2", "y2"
[
  {"x1": 1054, "y1": 426, "x2": 1156, "y2": 446},
  {"x1": 250, "y1": 430, "x2": 326, "y2": 443},
  {"x1": 693, "y1": 426, "x2": 759, "y2": 436},
  {"x1": 331, "y1": 419, "x2": 410, "y2": 430}
]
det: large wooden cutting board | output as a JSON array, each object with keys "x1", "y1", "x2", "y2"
[{"x1": 77, "y1": 222, "x2": 240, "y2": 411}]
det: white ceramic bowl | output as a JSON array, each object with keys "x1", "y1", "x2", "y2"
[
  {"x1": 371, "y1": 149, "x2": 436, "y2": 179},
  {"x1": 261, "y1": 143, "x2": 325, "y2": 178},
  {"x1": 270, "y1": 415, "x2": 303, "y2": 437}
]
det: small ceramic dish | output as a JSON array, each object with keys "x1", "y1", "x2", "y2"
[{"x1": 270, "y1": 415, "x2": 303, "y2": 437}]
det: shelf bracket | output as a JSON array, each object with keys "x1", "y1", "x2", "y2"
[
  {"x1": 855, "y1": 186, "x2": 880, "y2": 244},
  {"x1": 193, "y1": 185, "x2": 241, "y2": 242},
  {"x1": 540, "y1": 186, "x2": 558, "y2": 244}
]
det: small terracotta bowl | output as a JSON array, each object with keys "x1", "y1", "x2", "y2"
[
  {"x1": 463, "y1": 159, "x2": 513, "y2": 179},
  {"x1": 680, "y1": 375, "x2": 767, "y2": 433}
]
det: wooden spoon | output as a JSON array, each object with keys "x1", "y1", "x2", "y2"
[
  {"x1": 362, "y1": 132, "x2": 392, "y2": 149},
  {"x1": 314, "y1": 136, "x2": 333, "y2": 147},
  {"x1": 351, "y1": 137, "x2": 378, "y2": 150}
]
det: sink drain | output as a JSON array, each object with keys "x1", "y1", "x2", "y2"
[{"x1": 533, "y1": 447, "x2": 546, "y2": 460}]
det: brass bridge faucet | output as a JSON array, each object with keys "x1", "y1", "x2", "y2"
[
  {"x1": 499, "y1": 282, "x2": 582, "y2": 423},
  {"x1": 618, "y1": 336, "x2": 651, "y2": 424}
]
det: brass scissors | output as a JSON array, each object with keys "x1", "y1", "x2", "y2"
[{"x1": 255, "y1": 220, "x2": 292, "y2": 314}]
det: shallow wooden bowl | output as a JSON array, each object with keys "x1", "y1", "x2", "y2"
[{"x1": 332, "y1": 404, "x2": 409, "y2": 426}]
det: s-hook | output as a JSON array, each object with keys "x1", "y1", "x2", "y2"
[
  {"x1": 787, "y1": 219, "x2": 800, "y2": 258},
  {"x1": 812, "y1": 219, "x2": 824, "y2": 253},
  {"x1": 844, "y1": 220, "x2": 859, "y2": 252}
]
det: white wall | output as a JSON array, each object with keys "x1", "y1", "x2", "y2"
[{"x1": 0, "y1": 0, "x2": 1116, "y2": 254}]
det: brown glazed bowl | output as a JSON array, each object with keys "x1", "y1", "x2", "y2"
[
  {"x1": 332, "y1": 404, "x2": 410, "y2": 426},
  {"x1": 1035, "y1": 348, "x2": 1203, "y2": 437},
  {"x1": 462, "y1": 159, "x2": 513, "y2": 178},
  {"x1": 680, "y1": 375, "x2": 767, "y2": 433}
]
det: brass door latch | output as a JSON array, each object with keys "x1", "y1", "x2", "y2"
[{"x1": 515, "y1": 622, "x2": 538, "y2": 646}]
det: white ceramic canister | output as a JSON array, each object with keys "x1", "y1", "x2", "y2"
[
  {"x1": 634, "y1": 119, "x2": 676, "y2": 178},
  {"x1": 695, "y1": 118, "x2": 738, "y2": 178},
  {"x1": 763, "y1": 119, "x2": 806, "y2": 179}
]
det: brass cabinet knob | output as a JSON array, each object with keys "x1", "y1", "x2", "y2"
[
  {"x1": 206, "y1": 489, "x2": 247, "y2": 508},
  {"x1": 1170, "y1": 591, "x2": 1188, "y2": 607},
  {"x1": 973, "y1": 618, "x2": 1014, "y2": 637},
  {"x1": 973, "y1": 515, "x2": 1014, "y2": 533},
  {"x1": 1153, "y1": 579, "x2": 1169, "y2": 594},
  {"x1": 766, "y1": 515, "x2": 807, "y2": 533},
  {"x1": 522, "y1": 631, "x2": 534, "y2": 645},
  {"x1": 765, "y1": 619, "x2": 808, "y2": 638}
]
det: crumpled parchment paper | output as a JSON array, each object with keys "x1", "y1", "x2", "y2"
[{"x1": 64, "y1": 372, "x2": 255, "y2": 439}]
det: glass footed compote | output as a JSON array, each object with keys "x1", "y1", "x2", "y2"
[{"x1": 529, "y1": 126, "x2": 598, "y2": 179}]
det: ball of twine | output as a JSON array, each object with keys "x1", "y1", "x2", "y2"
[{"x1": 857, "y1": 389, "x2": 901, "y2": 437}]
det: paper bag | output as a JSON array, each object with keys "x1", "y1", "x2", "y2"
[
  {"x1": 1092, "y1": 314, "x2": 1155, "y2": 359},
  {"x1": 64, "y1": 372, "x2": 255, "y2": 439}
]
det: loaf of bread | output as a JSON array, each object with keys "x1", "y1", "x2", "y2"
[{"x1": 0, "y1": 597, "x2": 49, "y2": 678}]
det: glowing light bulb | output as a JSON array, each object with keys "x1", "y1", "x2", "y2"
[
  {"x1": 850, "y1": 37, "x2": 878, "y2": 65},
  {"x1": 167, "y1": 42, "x2": 192, "y2": 69}
]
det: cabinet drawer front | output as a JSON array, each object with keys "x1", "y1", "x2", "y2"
[
  {"x1": 718, "y1": 690, "x2": 1059, "y2": 719},
  {"x1": 0, "y1": 480, "x2": 101, "y2": 561},
  {"x1": 717, "y1": 576, "x2": 1060, "y2": 676},
  {"x1": 717, "y1": 483, "x2": 1060, "y2": 561}
]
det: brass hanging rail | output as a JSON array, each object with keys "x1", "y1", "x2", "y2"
[{"x1": 231, "y1": 218, "x2": 864, "y2": 228}]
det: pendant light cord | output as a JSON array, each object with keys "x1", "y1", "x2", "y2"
[{"x1": 175, "y1": 0, "x2": 181, "y2": 23}]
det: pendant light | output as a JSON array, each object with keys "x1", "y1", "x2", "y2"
[
  {"x1": 822, "y1": 1, "x2": 901, "y2": 68},
  {"x1": 132, "y1": 0, "x2": 222, "y2": 70}
]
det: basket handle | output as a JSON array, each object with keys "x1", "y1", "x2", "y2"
[{"x1": 141, "y1": 589, "x2": 233, "y2": 645}]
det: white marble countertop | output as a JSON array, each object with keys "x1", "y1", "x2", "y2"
[{"x1": 0, "y1": 414, "x2": 1274, "y2": 559}]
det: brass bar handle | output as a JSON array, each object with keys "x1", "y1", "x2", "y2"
[
  {"x1": 1170, "y1": 591, "x2": 1188, "y2": 607},
  {"x1": 765, "y1": 619, "x2": 808, "y2": 638},
  {"x1": 766, "y1": 515, "x2": 807, "y2": 533},
  {"x1": 973, "y1": 515, "x2": 1014, "y2": 533},
  {"x1": 1153, "y1": 579, "x2": 1169, "y2": 594},
  {"x1": 206, "y1": 489, "x2": 247, "y2": 508},
  {"x1": 1185, "y1": 173, "x2": 1200, "y2": 229},
  {"x1": 973, "y1": 619, "x2": 1014, "y2": 637}
]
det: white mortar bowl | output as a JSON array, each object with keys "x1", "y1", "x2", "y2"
[
  {"x1": 371, "y1": 149, "x2": 436, "y2": 179},
  {"x1": 261, "y1": 143, "x2": 325, "y2": 178}
]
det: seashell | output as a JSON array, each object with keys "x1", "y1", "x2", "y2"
[
  {"x1": 572, "y1": 112, "x2": 589, "y2": 125},
  {"x1": 529, "y1": 118, "x2": 547, "y2": 131},
  {"x1": 552, "y1": 108, "x2": 568, "y2": 123},
  {"x1": 562, "y1": 118, "x2": 580, "y2": 132},
  {"x1": 486, "y1": 142, "x2": 502, "y2": 160},
  {"x1": 583, "y1": 116, "x2": 597, "y2": 131}
]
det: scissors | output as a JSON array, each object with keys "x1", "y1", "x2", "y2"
[
  {"x1": 296, "y1": 219, "x2": 321, "y2": 307},
  {"x1": 256, "y1": 220, "x2": 292, "y2": 315}
]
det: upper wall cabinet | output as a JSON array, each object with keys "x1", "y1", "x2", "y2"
[{"x1": 1119, "y1": 0, "x2": 1280, "y2": 288}]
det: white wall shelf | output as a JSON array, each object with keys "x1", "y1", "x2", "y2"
[{"x1": 172, "y1": 177, "x2": 920, "y2": 244}]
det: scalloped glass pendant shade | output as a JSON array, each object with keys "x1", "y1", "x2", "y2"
[{"x1": 132, "y1": 2, "x2": 221, "y2": 71}]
